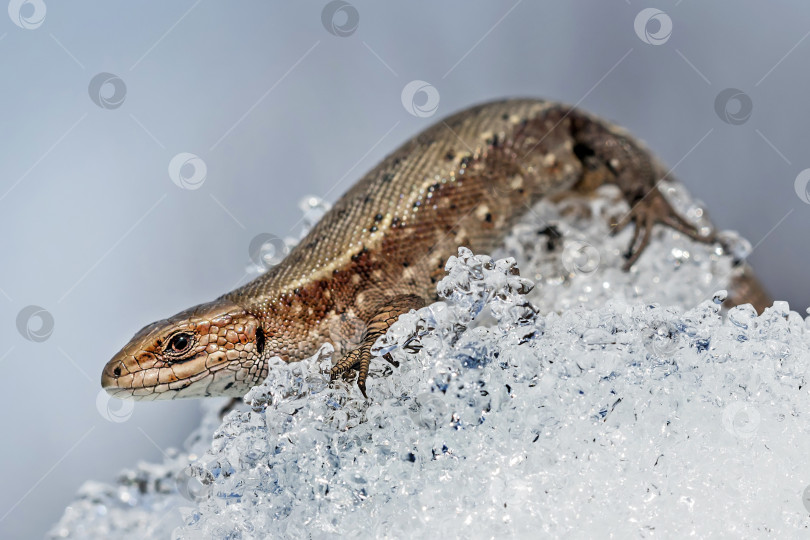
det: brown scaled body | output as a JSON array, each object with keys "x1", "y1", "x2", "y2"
[{"x1": 101, "y1": 99, "x2": 766, "y2": 400}]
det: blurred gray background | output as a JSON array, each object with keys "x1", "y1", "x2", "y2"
[{"x1": 2, "y1": 1, "x2": 809, "y2": 537}]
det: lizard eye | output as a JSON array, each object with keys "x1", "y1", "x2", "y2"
[{"x1": 166, "y1": 332, "x2": 193, "y2": 354}]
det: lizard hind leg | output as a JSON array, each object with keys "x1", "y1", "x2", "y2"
[
  {"x1": 329, "y1": 294, "x2": 426, "y2": 398},
  {"x1": 611, "y1": 187, "x2": 715, "y2": 270},
  {"x1": 566, "y1": 110, "x2": 717, "y2": 269}
]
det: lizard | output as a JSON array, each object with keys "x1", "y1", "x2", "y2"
[{"x1": 100, "y1": 98, "x2": 769, "y2": 401}]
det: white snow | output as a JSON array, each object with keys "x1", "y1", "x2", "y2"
[{"x1": 51, "y1": 184, "x2": 810, "y2": 539}]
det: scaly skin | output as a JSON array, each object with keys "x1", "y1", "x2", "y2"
[{"x1": 100, "y1": 98, "x2": 761, "y2": 400}]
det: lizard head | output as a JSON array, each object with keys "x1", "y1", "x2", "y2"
[{"x1": 101, "y1": 298, "x2": 268, "y2": 400}]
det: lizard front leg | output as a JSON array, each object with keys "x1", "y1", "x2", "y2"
[{"x1": 330, "y1": 294, "x2": 426, "y2": 398}]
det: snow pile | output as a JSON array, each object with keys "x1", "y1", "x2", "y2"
[{"x1": 51, "y1": 184, "x2": 810, "y2": 538}]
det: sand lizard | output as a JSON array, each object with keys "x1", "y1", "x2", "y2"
[{"x1": 100, "y1": 98, "x2": 769, "y2": 400}]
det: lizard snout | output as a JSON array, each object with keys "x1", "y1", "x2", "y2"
[{"x1": 100, "y1": 358, "x2": 126, "y2": 392}]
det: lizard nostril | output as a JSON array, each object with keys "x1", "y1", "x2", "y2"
[{"x1": 113, "y1": 366, "x2": 122, "y2": 377}]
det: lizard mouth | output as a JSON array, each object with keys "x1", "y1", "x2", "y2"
[{"x1": 101, "y1": 355, "x2": 251, "y2": 400}]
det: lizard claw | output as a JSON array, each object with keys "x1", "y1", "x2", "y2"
[
  {"x1": 328, "y1": 294, "x2": 426, "y2": 399},
  {"x1": 613, "y1": 188, "x2": 715, "y2": 271},
  {"x1": 328, "y1": 351, "x2": 400, "y2": 399},
  {"x1": 330, "y1": 346, "x2": 370, "y2": 399}
]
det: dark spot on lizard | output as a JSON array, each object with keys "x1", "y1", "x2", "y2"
[
  {"x1": 501, "y1": 113, "x2": 509, "y2": 120},
  {"x1": 255, "y1": 326, "x2": 266, "y2": 355},
  {"x1": 382, "y1": 173, "x2": 395, "y2": 183},
  {"x1": 370, "y1": 226, "x2": 378, "y2": 232},
  {"x1": 374, "y1": 213, "x2": 383, "y2": 222},
  {"x1": 445, "y1": 150, "x2": 455, "y2": 160},
  {"x1": 402, "y1": 261, "x2": 409, "y2": 268},
  {"x1": 484, "y1": 213, "x2": 492, "y2": 223},
  {"x1": 538, "y1": 225, "x2": 563, "y2": 251},
  {"x1": 573, "y1": 143, "x2": 598, "y2": 169},
  {"x1": 351, "y1": 247, "x2": 368, "y2": 262}
]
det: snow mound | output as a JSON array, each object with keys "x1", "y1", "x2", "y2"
[{"x1": 51, "y1": 184, "x2": 810, "y2": 538}]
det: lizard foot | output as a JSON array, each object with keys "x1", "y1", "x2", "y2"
[
  {"x1": 329, "y1": 294, "x2": 424, "y2": 398},
  {"x1": 330, "y1": 344, "x2": 373, "y2": 398},
  {"x1": 611, "y1": 187, "x2": 715, "y2": 270}
]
